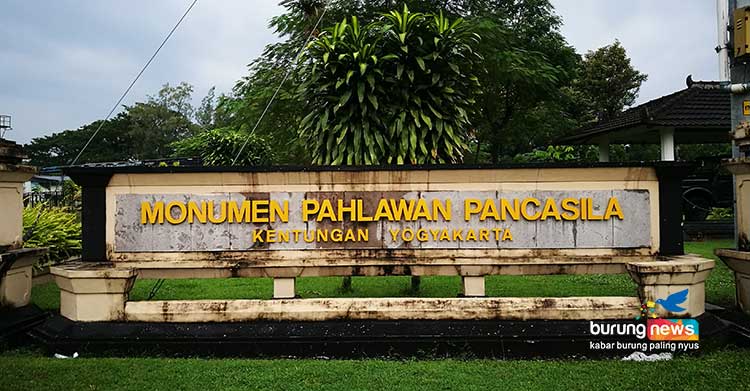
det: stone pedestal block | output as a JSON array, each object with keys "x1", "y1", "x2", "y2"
[
  {"x1": 273, "y1": 277, "x2": 296, "y2": 299},
  {"x1": 716, "y1": 249, "x2": 750, "y2": 314},
  {"x1": 0, "y1": 140, "x2": 44, "y2": 310},
  {"x1": 724, "y1": 160, "x2": 750, "y2": 250},
  {"x1": 0, "y1": 163, "x2": 35, "y2": 251},
  {"x1": 627, "y1": 256, "x2": 714, "y2": 318},
  {"x1": 0, "y1": 248, "x2": 46, "y2": 308},
  {"x1": 461, "y1": 276, "x2": 485, "y2": 297},
  {"x1": 51, "y1": 262, "x2": 137, "y2": 322}
]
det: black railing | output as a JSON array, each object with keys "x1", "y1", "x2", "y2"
[{"x1": 24, "y1": 191, "x2": 78, "y2": 208}]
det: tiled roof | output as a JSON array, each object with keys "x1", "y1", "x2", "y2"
[{"x1": 559, "y1": 81, "x2": 730, "y2": 144}]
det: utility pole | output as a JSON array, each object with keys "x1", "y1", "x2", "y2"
[
  {"x1": 715, "y1": 0, "x2": 750, "y2": 313},
  {"x1": 719, "y1": 0, "x2": 731, "y2": 81},
  {"x1": 729, "y1": 0, "x2": 750, "y2": 161},
  {"x1": 726, "y1": 0, "x2": 750, "y2": 249}
]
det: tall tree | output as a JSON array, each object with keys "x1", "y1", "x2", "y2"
[
  {"x1": 225, "y1": 0, "x2": 581, "y2": 164},
  {"x1": 223, "y1": 1, "x2": 448, "y2": 164},
  {"x1": 126, "y1": 102, "x2": 197, "y2": 160},
  {"x1": 576, "y1": 40, "x2": 647, "y2": 121},
  {"x1": 24, "y1": 113, "x2": 135, "y2": 167},
  {"x1": 468, "y1": 1, "x2": 581, "y2": 163},
  {"x1": 25, "y1": 83, "x2": 199, "y2": 166},
  {"x1": 195, "y1": 86, "x2": 217, "y2": 129},
  {"x1": 148, "y1": 82, "x2": 196, "y2": 120}
]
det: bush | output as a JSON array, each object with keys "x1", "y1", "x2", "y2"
[
  {"x1": 23, "y1": 204, "x2": 81, "y2": 269},
  {"x1": 707, "y1": 207, "x2": 733, "y2": 221},
  {"x1": 298, "y1": 6, "x2": 481, "y2": 165},
  {"x1": 61, "y1": 179, "x2": 82, "y2": 207},
  {"x1": 170, "y1": 127, "x2": 274, "y2": 166},
  {"x1": 514, "y1": 146, "x2": 577, "y2": 162}
]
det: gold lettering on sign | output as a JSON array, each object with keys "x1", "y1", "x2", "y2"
[
  {"x1": 138, "y1": 193, "x2": 630, "y2": 249},
  {"x1": 142, "y1": 200, "x2": 289, "y2": 225}
]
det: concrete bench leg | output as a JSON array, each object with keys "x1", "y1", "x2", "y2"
[
  {"x1": 462, "y1": 276, "x2": 485, "y2": 297},
  {"x1": 273, "y1": 277, "x2": 296, "y2": 299},
  {"x1": 0, "y1": 258, "x2": 33, "y2": 308},
  {"x1": 0, "y1": 249, "x2": 46, "y2": 308},
  {"x1": 51, "y1": 263, "x2": 137, "y2": 322},
  {"x1": 627, "y1": 256, "x2": 714, "y2": 318},
  {"x1": 716, "y1": 249, "x2": 750, "y2": 314}
]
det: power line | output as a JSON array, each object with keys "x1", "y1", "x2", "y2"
[
  {"x1": 231, "y1": 5, "x2": 328, "y2": 165},
  {"x1": 69, "y1": 0, "x2": 198, "y2": 166}
]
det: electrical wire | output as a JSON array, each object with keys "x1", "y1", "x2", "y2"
[
  {"x1": 147, "y1": 279, "x2": 167, "y2": 300},
  {"x1": 69, "y1": 0, "x2": 198, "y2": 166},
  {"x1": 231, "y1": 4, "x2": 328, "y2": 165}
]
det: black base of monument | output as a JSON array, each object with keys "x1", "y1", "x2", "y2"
[
  {"x1": 0, "y1": 305, "x2": 49, "y2": 349},
  {"x1": 29, "y1": 313, "x2": 736, "y2": 359}
]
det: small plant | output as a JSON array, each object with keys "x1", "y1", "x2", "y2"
[
  {"x1": 22, "y1": 203, "x2": 82, "y2": 269},
  {"x1": 706, "y1": 207, "x2": 733, "y2": 221},
  {"x1": 171, "y1": 127, "x2": 274, "y2": 166},
  {"x1": 514, "y1": 146, "x2": 577, "y2": 162},
  {"x1": 61, "y1": 179, "x2": 81, "y2": 207}
]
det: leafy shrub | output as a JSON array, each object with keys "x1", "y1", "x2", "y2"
[
  {"x1": 298, "y1": 6, "x2": 481, "y2": 165},
  {"x1": 61, "y1": 179, "x2": 82, "y2": 207},
  {"x1": 514, "y1": 145, "x2": 577, "y2": 162},
  {"x1": 707, "y1": 207, "x2": 733, "y2": 221},
  {"x1": 170, "y1": 127, "x2": 274, "y2": 166},
  {"x1": 23, "y1": 204, "x2": 81, "y2": 269}
]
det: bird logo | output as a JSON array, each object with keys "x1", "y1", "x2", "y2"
[
  {"x1": 635, "y1": 289, "x2": 689, "y2": 320},
  {"x1": 655, "y1": 289, "x2": 689, "y2": 313}
]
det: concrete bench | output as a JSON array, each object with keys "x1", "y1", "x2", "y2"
[
  {"x1": 51, "y1": 254, "x2": 714, "y2": 322},
  {"x1": 50, "y1": 163, "x2": 715, "y2": 323}
]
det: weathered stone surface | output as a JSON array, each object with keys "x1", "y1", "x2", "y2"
[
  {"x1": 116, "y1": 194, "x2": 231, "y2": 252},
  {"x1": 382, "y1": 191, "x2": 420, "y2": 250},
  {"x1": 627, "y1": 256, "x2": 714, "y2": 318},
  {"x1": 535, "y1": 190, "x2": 579, "y2": 249},
  {"x1": 114, "y1": 190, "x2": 651, "y2": 252},
  {"x1": 51, "y1": 262, "x2": 138, "y2": 322},
  {"x1": 124, "y1": 296, "x2": 641, "y2": 322},
  {"x1": 613, "y1": 190, "x2": 651, "y2": 248}
]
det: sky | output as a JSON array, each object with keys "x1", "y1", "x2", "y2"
[{"x1": 1, "y1": 0, "x2": 720, "y2": 145}]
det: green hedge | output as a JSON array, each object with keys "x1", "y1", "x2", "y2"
[{"x1": 22, "y1": 203, "x2": 81, "y2": 269}]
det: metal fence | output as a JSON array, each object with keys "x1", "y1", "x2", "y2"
[{"x1": 24, "y1": 191, "x2": 77, "y2": 208}]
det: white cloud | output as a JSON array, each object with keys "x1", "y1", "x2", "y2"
[
  {"x1": 1, "y1": 0, "x2": 719, "y2": 145},
  {"x1": 1, "y1": 0, "x2": 283, "y2": 144}
]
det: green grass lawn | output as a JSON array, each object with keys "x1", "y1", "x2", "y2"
[
  {"x1": 6, "y1": 239, "x2": 746, "y2": 391},
  {"x1": 1, "y1": 348, "x2": 748, "y2": 390}
]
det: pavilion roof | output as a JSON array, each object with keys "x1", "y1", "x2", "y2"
[{"x1": 558, "y1": 80, "x2": 731, "y2": 145}]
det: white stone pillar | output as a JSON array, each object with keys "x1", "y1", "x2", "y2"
[
  {"x1": 273, "y1": 278, "x2": 296, "y2": 299},
  {"x1": 461, "y1": 276, "x2": 485, "y2": 297},
  {"x1": 660, "y1": 128, "x2": 676, "y2": 161}
]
